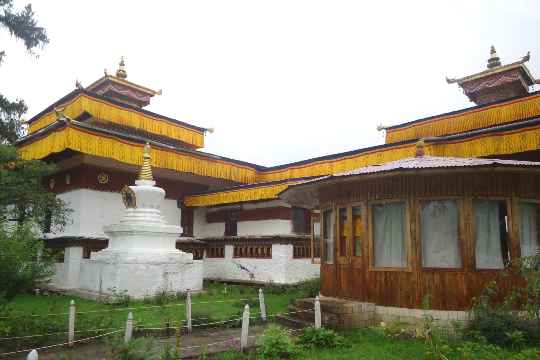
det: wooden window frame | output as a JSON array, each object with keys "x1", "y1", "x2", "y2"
[
  {"x1": 350, "y1": 202, "x2": 367, "y2": 268},
  {"x1": 469, "y1": 197, "x2": 515, "y2": 272},
  {"x1": 368, "y1": 199, "x2": 412, "y2": 272},
  {"x1": 514, "y1": 198, "x2": 540, "y2": 258},
  {"x1": 320, "y1": 206, "x2": 335, "y2": 265},
  {"x1": 337, "y1": 206, "x2": 350, "y2": 264},
  {"x1": 416, "y1": 197, "x2": 466, "y2": 272},
  {"x1": 311, "y1": 212, "x2": 321, "y2": 264}
]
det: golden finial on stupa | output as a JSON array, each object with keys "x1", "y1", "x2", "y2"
[
  {"x1": 138, "y1": 143, "x2": 153, "y2": 181},
  {"x1": 116, "y1": 56, "x2": 127, "y2": 79}
]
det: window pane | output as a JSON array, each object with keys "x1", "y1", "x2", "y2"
[
  {"x1": 312, "y1": 216, "x2": 321, "y2": 259},
  {"x1": 520, "y1": 202, "x2": 540, "y2": 257},
  {"x1": 323, "y1": 209, "x2": 334, "y2": 264},
  {"x1": 372, "y1": 202, "x2": 406, "y2": 267},
  {"x1": 352, "y1": 206, "x2": 363, "y2": 257},
  {"x1": 474, "y1": 200, "x2": 509, "y2": 269},
  {"x1": 421, "y1": 200, "x2": 461, "y2": 268},
  {"x1": 292, "y1": 207, "x2": 310, "y2": 234},
  {"x1": 338, "y1": 208, "x2": 348, "y2": 257}
]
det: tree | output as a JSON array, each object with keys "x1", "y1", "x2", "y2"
[
  {"x1": 1, "y1": 0, "x2": 48, "y2": 144},
  {"x1": 0, "y1": 145, "x2": 71, "y2": 231}
]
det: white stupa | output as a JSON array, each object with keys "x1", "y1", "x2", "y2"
[{"x1": 87, "y1": 143, "x2": 203, "y2": 298}]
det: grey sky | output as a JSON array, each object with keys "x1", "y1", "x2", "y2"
[{"x1": 1, "y1": 0, "x2": 539, "y2": 166}]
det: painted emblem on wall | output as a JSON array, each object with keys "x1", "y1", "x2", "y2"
[
  {"x1": 121, "y1": 185, "x2": 137, "y2": 208},
  {"x1": 97, "y1": 172, "x2": 109, "y2": 184}
]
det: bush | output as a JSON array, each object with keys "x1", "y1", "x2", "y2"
[
  {"x1": 264, "y1": 278, "x2": 320, "y2": 298},
  {"x1": 0, "y1": 224, "x2": 54, "y2": 300},
  {"x1": 298, "y1": 327, "x2": 344, "y2": 349},
  {"x1": 256, "y1": 325, "x2": 297, "y2": 359},
  {"x1": 466, "y1": 311, "x2": 540, "y2": 347}
]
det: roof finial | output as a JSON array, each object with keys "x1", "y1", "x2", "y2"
[
  {"x1": 415, "y1": 139, "x2": 425, "y2": 157},
  {"x1": 138, "y1": 143, "x2": 153, "y2": 181},
  {"x1": 487, "y1": 45, "x2": 501, "y2": 69},
  {"x1": 116, "y1": 56, "x2": 127, "y2": 79}
]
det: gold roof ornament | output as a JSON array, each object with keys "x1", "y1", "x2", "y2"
[
  {"x1": 138, "y1": 143, "x2": 154, "y2": 181},
  {"x1": 116, "y1": 56, "x2": 127, "y2": 79},
  {"x1": 487, "y1": 45, "x2": 501, "y2": 69}
]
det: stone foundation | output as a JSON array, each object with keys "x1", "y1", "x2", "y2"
[{"x1": 294, "y1": 297, "x2": 471, "y2": 329}]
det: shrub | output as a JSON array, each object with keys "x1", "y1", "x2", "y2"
[
  {"x1": 298, "y1": 327, "x2": 344, "y2": 349},
  {"x1": 256, "y1": 325, "x2": 297, "y2": 359}
]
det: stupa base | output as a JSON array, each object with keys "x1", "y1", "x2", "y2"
[{"x1": 79, "y1": 249, "x2": 203, "y2": 299}]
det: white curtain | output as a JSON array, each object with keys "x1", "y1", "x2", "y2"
[
  {"x1": 373, "y1": 202, "x2": 406, "y2": 267},
  {"x1": 421, "y1": 200, "x2": 461, "y2": 268},
  {"x1": 474, "y1": 200, "x2": 504, "y2": 269},
  {"x1": 520, "y1": 202, "x2": 540, "y2": 257},
  {"x1": 323, "y1": 210, "x2": 334, "y2": 264}
]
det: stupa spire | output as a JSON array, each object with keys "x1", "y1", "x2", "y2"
[
  {"x1": 487, "y1": 45, "x2": 501, "y2": 69},
  {"x1": 138, "y1": 143, "x2": 153, "y2": 181},
  {"x1": 116, "y1": 56, "x2": 128, "y2": 79}
]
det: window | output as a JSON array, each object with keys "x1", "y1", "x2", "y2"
[
  {"x1": 181, "y1": 205, "x2": 194, "y2": 237},
  {"x1": 292, "y1": 207, "x2": 310, "y2": 234},
  {"x1": 311, "y1": 214, "x2": 321, "y2": 260},
  {"x1": 352, "y1": 206, "x2": 363, "y2": 257},
  {"x1": 224, "y1": 211, "x2": 238, "y2": 236},
  {"x1": 338, "y1": 208, "x2": 348, "y2": 257},
  {"x1": 474, "y1": 200, "x2": 510, "y2": 269},
  {"x1": 322, "y1": 209, "x2": 334, "y2": 264},
  {"x1": 420, "y1": 200, "x2": 461, "y2": 268},
  {"x1": 372, "y1": 202, "x2": 407, "y2": 268},
  {"x1": 519, "y1": 201, "x2": 540, "y2": 257}
]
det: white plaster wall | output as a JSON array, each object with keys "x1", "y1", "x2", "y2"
[
  {"x1": 193, "y1": 207, "x2": 224, "y2": 237},
  {"x1": 203, "y1": 244, "x2": 318, "y2": 284},
  {"x1": 237, "y1": 220, "x2": 292, "y2": 236},
  {"x1": 51, "y1": 263, "x2": 65, "y2": 287},
  {"x1": 52, "y1": 189, "x2": 181, "y2": 238}
]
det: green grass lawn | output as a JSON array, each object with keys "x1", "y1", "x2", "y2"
[{"x1": 0, "y1": 281, "x2": 306, "y2": 352}]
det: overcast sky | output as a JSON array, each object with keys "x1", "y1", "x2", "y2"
[{"x1": 1, "y1": 0, "x2": 539, "y2": 166}]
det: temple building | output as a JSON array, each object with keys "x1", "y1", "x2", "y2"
[{"x1": 16, "y1": 47, "x2": 540, "y2": 300}]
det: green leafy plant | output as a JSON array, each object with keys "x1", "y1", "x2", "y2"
[
  {"x1": 298, "y1": 327, "x2": 344, "y2": 349},
  {"x1": 107, "y1": 335, "x2": 154, "y2": 360},
  {"x1": 256, "y1": 325, "x2": 297, "y2": 359},
  {"x1": 505, "y1": 330, "x2": 526, "y2": 351},
  {"x1": 159, "y1": 343, "x2": 180, "y2": 360}
]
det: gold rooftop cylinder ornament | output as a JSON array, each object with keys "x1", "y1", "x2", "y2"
[{"x1": 138, "y1": 143, "x2": 154, "y2": 181}]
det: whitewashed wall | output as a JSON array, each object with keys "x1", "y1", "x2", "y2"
[
  {"x1": 51, "y1": 189, "x2": 181, "y2": 238},
  {"x1": 194, "y1": 200, "x2": 294, "y2": 238},
  {"x1": 203, "y1": 244, "x2": 319, "y2": 284},
  {"x1": 193, "y1": 208, "x2": 224, "y2": 237}
]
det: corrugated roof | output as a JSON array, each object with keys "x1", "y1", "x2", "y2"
[{"x1": 335, "y1": 156, "x2": 540, "y2": 177}]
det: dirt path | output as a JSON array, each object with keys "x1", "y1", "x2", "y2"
[{"x1": 10, "y1": 326, "x2": 267, "y2": 359}]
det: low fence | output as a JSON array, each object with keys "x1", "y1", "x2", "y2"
[{"x1": 0, "y1": 291, "x2": 322, "y2": 359}]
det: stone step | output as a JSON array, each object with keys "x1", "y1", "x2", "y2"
[
  {"x1": 275, "y1": 314, "x2": 313, "y2": 329},
  {"x1": 295, "y1": 297, "x2": 375, "y2": 315}
]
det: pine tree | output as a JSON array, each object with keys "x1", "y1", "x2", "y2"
[{"x1": 0, "y1": 0, "x2": 48, "y2": 144}]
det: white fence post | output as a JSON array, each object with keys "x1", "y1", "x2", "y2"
[
  {"x1": 259, "y1": 288, "x2": 266, "y2": 322},
  {"x1": 240, "y1": 304, "x2": 250, "y2": 352},
  {"x1": 27, "y1": 349, "x2": 38, "y2": 360},
  {"x1": 186, "y1": 289, "x2": 192, "y2": 333},
  {"x1": 68, "y1": 300, "x2": 76, "y2": 347},
  {"x1": 314, "y1": 296, "x2": 321, "y2": 329},
  {"x1": 124, "y1": 312, "x2": 133, "y2": 343}
]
